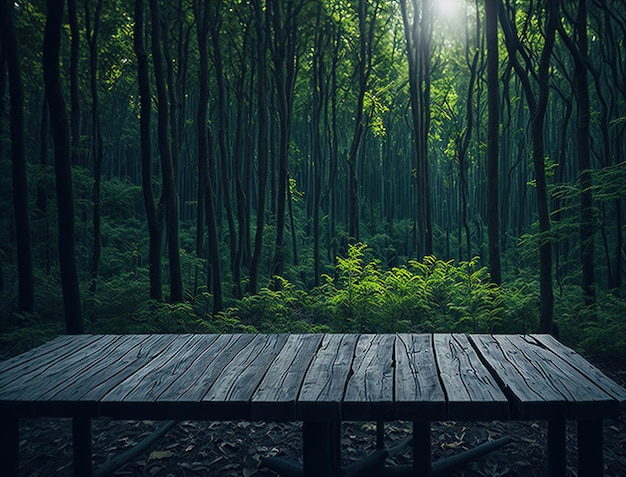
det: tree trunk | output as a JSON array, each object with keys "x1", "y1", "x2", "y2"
[
  {"x1": 134, "y1": 0, "x2": 163, "y2": 301},
  {"x1": 1, "y1": 0, "x2": 34, "y2": 313},
  {"x1": 400, "y1": 0, "x2": 434, "y2": 258},
  {"x1": 249, "y1": 0, "x2": 268, "y2": 294},
  {"x1": 193, "y1": 0, "x2": 223, "y2": 313},
  {"x1": 486, "y1": 0, "x2": 502, "y2": 284},
  {"x1": 68, "y1": 0, "x2": 80, "y2": 167},
  {"x1": 269, "y1": 0, "x2": 299, "y2": 286},
  {"x1": 558, "y1": 0, "x2": 595, "y2": 305},
  {"x1": 500, "y1": 0, "x2": 557, "y2": 334},
  {"x1": 43, "y1": 0, "x2": 84, "y2": 334},
  {"x1": 208, "y1": 3, "x2": 238, "y2": 294},
  {"x1": 149, "y1": 0, "x2": 184, "y2": 303},
  {"x1": 85, "y1": 0, "x2": 104, "y2": 294}
]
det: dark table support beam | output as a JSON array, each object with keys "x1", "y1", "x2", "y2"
[
  {"x1": 303, "y1": 421, "x2": 340, "y2": 477},
  {"x1": 578, "y1": 419, "x2": 603, "y2": 477},
  {"x1": 412, "y1": 421, "x2": 431, "y2": 477},
  {"x1": 548, "y1": 419, "x2": 566, "y2": 477},
  {"x1": 72, "y1": 416, "x2": 93, "y2": 477},
  {"x1": 0, "y1": 417, "x2": 19, "y2": 477}
]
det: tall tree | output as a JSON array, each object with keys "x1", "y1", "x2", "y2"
[
  {"x1": 486, "y1": 0, "x2": 502, "y2": 284},
  {"x1": 347, "y1": 0, "x2": 380, "y2": 242},
  {"x1": 400, "y1": 0, "x2": 434, "y2": 258},
  {"x1": 193, "y1": 0, "x2": 223, "y2": 313},
  {"x1": 269, "y1": 0, "x2": 300, "y2": 284},
  {"x1": 85, "y1": 0, "x2": 104, "y2": 293},
  {"x1": 500, "y1": 0, "x2": 558, "y2": 333},
  {"x1": 134, "y1": 0, "x2": 163, "y2": 301},
  {"x1": 43, "y1": 0, "x2": 84, "y2": 334},
  {"x1": 208, "y1": 2, "x2": 239, "y2": 296},
  {"x1": 249, "y1": 0, "x2": 269, "y2": 294},
  {"x1": 557, "y1": 0, "x2": 595, "y2": 305},
  {"x1": 0, "y1": 0, "x2": 34, "y2": 313},
  {"x1": 68, "y1": 0, "x2": 80, "y2": 167},
  {"x1": 149, "y1": 0, "x2": 184, "y2": 303}
]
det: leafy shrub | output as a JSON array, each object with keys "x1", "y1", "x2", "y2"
[{"x1": 320, "y1": 243, "x2": 505, "y2": 334}]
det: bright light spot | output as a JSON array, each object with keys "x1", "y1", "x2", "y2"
[{"x1": 434, "y1": 0, "x2": 462, "y2": 18}]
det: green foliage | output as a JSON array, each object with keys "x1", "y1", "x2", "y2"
[
  {"x1": 320, "y1": 244, "x2": 506, "y2": 334},
  {"x1": 230, "y1": 277, "x2": 330, "y2": 333}
]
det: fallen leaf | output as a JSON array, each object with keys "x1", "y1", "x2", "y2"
[{"x1": 148, "y1": 450, "x2": 173, "y2": 461}]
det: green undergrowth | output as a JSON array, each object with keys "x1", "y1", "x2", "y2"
[{"x1": 1, "y1": 243, "x2": 624, "y2": 366}]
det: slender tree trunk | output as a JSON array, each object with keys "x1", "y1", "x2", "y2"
[
  {"x1": 149, "y1": 0, "x2": 183, "y2": 303},
  {"x1": 36, "y1": 95, "x2": 52, "y2": 275},
  {"x1": 486, "y1": 0, "x2": 501, "y2": 284},
  {"x1": 85, "y1": 0, "x2": 104, "y2": 294},
  {"x1": 249, "y1": 0, "x2": 268, "y2": 294},
  {"x1": 193, "y1": 0, "x2": 222, "y2": 313},
  {"x1": 558, "y1": 0, "x2": 595, "y2": 305},
  {"x1": 231, "y1": 24, "x2": 251, "y2": 299},
  {"x1": 134, "y1": 0, "x2": 163, "y2": 301},
  {"x1": 68, "y1": 0, "x2": 80, "y2": 167},
  {"x1": 1, "y1": 0, "x2": 34, "y2": 313},
  {"x1": 269, "y1": 0, "x2": 299, "y2": 286},
  {"x1": 208, "y1": 3, "x2": 238, "y2": 293},
  {"x1": 574, "y1": 2, "x2": 595, "y2": 302},
  {"x1": 500, "y1": 0, "x2": 557, "y2": 334},
  {"x1": 400, "y1": 0, "x2": 434, "y2": 258},
  {"x1": 311, "y1": 3, "x2": 325, "y2": 287},
  {"x1": 43, "y1": 0, "x2": 84, "y2": 334}
]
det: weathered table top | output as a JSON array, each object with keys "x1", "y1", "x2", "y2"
[{"x1": 1, "y1": 333, "x2": 624, "y2": 423}]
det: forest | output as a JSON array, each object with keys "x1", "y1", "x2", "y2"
[{"x1": 0, "y1": 0, "x2": 625, "y2": 364}]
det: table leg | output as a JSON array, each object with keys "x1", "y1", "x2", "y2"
[
  {"x1": 0, "y1": 417, "x2": 19, "y2": 477},
  {"x1": 412, "y1": 421, "x2": 431, "y2": 477},
  {"x1": 548, "y1": 419, "x2": 566, "y2": 477},
  {"x1": 578, "y1": 419, "x2": 603, "y2": 477},
  {"x1": 73, "y1": 416, "x2": 93, "y2": 477},
  {"x1": 303, "y1": 421, "x2": 340, "y2": 477}
]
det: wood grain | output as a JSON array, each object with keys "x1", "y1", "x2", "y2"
[{"x1": 395, "y1": 333, "x2": 446, "y2": 420}]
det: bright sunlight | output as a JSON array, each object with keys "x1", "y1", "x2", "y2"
[{"x1": 433, "y1": 0, "x2": 463, "y2": 19}]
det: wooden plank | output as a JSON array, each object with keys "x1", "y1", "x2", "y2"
[
  {"x1": 28, "y1": 335, "x2": 134, "y2": 403},
  {"x1": 502, "y1": 335, "x2": 618, "y2": 419},
  {"x1": 532, "y1": 334, "x2": 626, "y2": 402},
  {"x1": 0, "y1": 334, "x2": 99, "y2": 390},
  {"x1": 0, "y1": 335, "x2": 116, "y2": 403},
  {"x1": 470, "y1": 334, "x2": 565, "y2": 419},
  {"x1": 0, "y1": 335, "x2": 74, "y2": 374},
  {"x1": 75, "y1": 334, "x2": 179, "y2": 408},
  {"x1": 126, "y1": 334, "x2": 220, "y2": 403},
  {"x1": 251, "y1": 334, "x2": 323, "y2": 421},
  {"x1": 38, "y1": 335, "x2": 143, "y2": 402},
  {"x1": 201, "y1": 334, "x2": 288, "y2": 420},
  {"x1": 343, "y1": 334, "x2": 395, "y2": 420},
  {"x1": 471, "y1": 334, "x2": 618, "y2": 419},
  {"x1": 105, "y1": 334, "x2": 199, "y2": 401},
  {"x1": 433, "y1": 333, "x2": 509, "y2": 420},
  {"x1": 157, "y1": 333, "x2": 256, "y2": 419},
  {"x1": 103, "y1": 334, "x2": 222, "y2": 418},
  {"x1": 298, "y1": 334, "x2": 358, "y2": 421},
  {"x1": 394, "y1": 333, "x2": 446, "y2": 420},
  {"x1": 99, "y1": 335, "x2": 196, "y2": 416}
]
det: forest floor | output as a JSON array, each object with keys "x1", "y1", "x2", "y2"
[{"x1": 16, "y1": 364, "x2": 626, "y2": 477}]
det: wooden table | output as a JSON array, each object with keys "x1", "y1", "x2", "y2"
[{"x1": 1, "y1": 333, "x2": 624, "y2": 476}]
